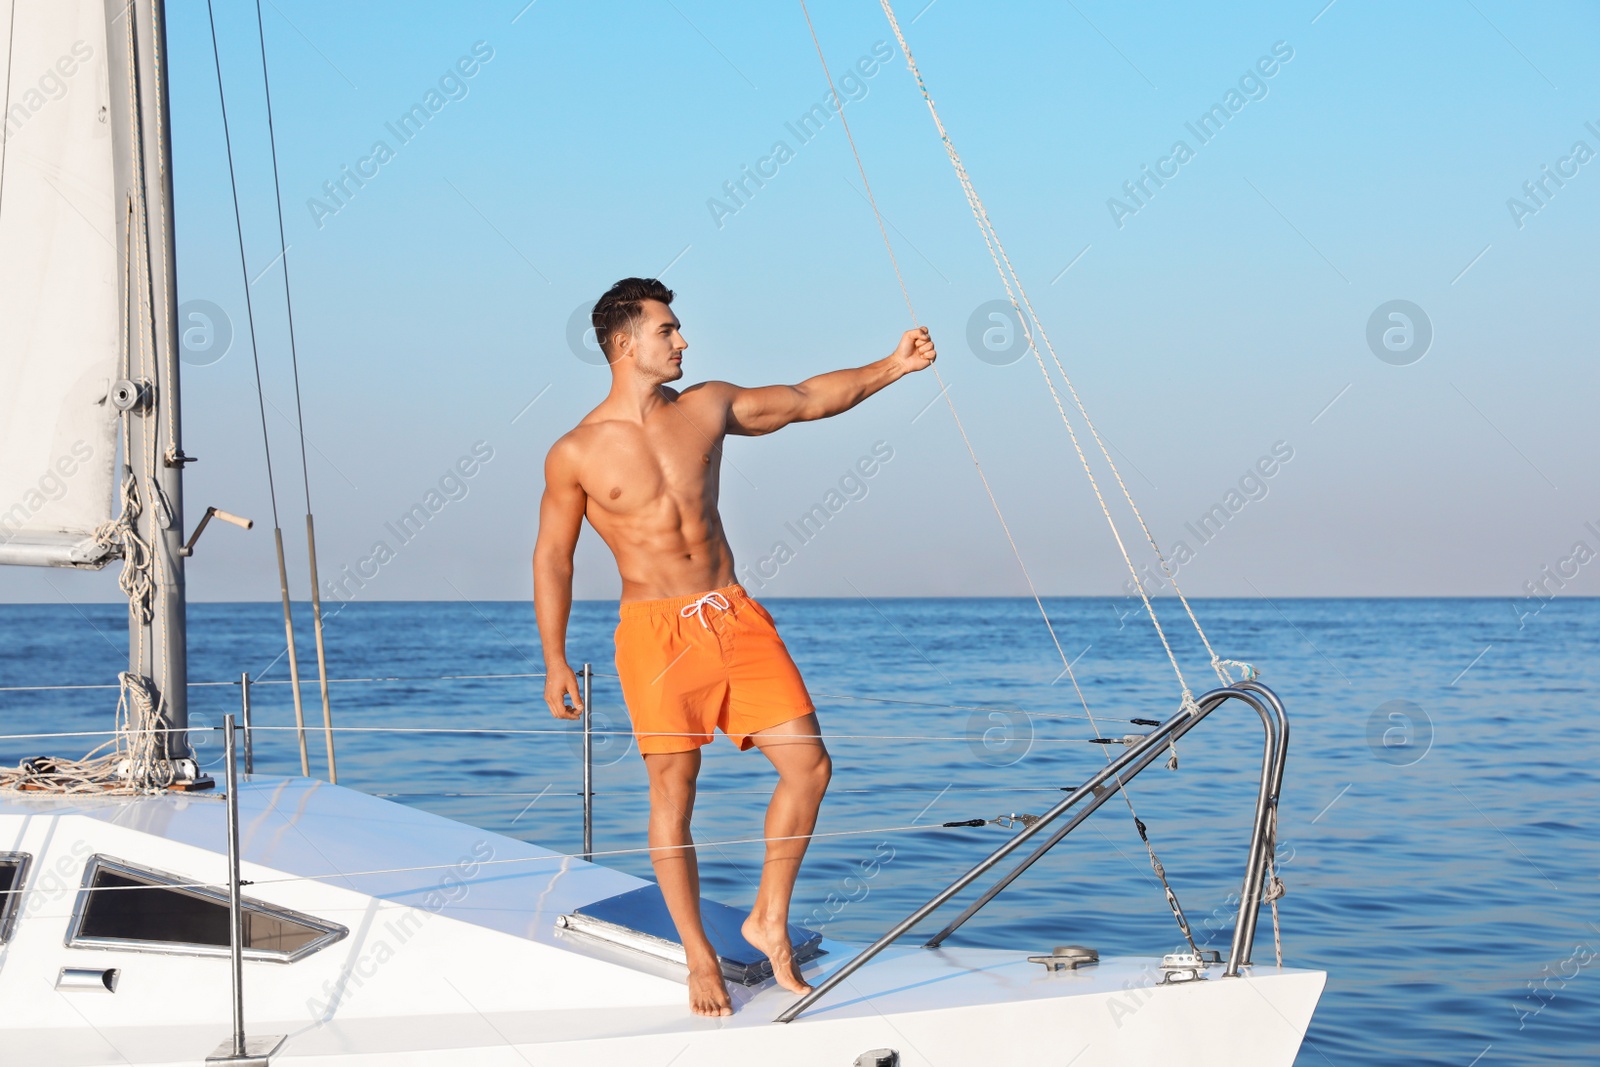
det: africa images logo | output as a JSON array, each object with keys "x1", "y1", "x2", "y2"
[{"x1": 1365, "y1": 300, "x2": 1433, "y2": 366}]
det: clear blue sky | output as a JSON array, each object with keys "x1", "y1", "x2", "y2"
[{"x1": 6, "y1": 0, "x2": 1597, "y2": 604}]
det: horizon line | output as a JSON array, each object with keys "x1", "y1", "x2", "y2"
[{"x1": 0, "y1": 593, "x2": 1558, "y2": 606}]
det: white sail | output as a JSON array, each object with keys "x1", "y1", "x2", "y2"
[{"x1": 0, "y1": 0, "x2": 119, "y2": 568}]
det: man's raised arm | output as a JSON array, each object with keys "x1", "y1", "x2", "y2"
[
  {"x1": 533, "y1": 440, "x2": 586, "y2": 720},
  {"x1": 723, "y1": 326, "x2": 936, "y2": 436}
]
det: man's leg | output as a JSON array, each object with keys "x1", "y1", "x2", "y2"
[
  {"x1": 741, "y1": 713, "x2": 831, "y2": 994},
  {"x1": 644, "y1": 748, "x2": 732, "y2": 1016}
]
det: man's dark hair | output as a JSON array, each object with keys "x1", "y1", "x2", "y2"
[{"x1": 591, "y1": 277, "x2": 674, "y2": 360}]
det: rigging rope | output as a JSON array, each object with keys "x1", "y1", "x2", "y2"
[
  {"x1": 126, "y1": 9, "x2": 152, "y2": 678},
  {"x1": 0, "y1": 675, "x2": 172, "y2": 794},
  {"x1": 876, "y1": 0, "x2": 1235, "y2": 695},
  {"x1": 252, "y1": 0, "x2": 338, "y2": 784},
  {"x1": 204, "y1": 0, "x2": 312, "y2": 778},
  {"x1": 93, "y1": 207, "x2": 154, "y2": 619},
  {"x1": 126, "y1": 4, "x2": 173, "y2": 769},
  {"x1": 1263, "y1": 803, "x2": 1285, "y2": 966},
  {"x1": 114, "y1": 672, "x2": 176, "y2": 790},
  {"x1": 250, "y1": 1, "x2": 312, "y2": 508},
  {"x1": 798, "y1": 0, "x2": 1201, "y2": 956},
  {"x1": 93, "y1": 475, "x2": 153, "y2": 619},
  {"x1": 794, "y1": 0, "x2": 1096, "y2": 735},
  {"x1": 146, "y1": 5, "x2": 181, "y2": 767}
]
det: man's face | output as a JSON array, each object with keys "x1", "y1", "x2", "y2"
[{"x1": 620, "y1": 300, "x2": 687, "y2": 383}]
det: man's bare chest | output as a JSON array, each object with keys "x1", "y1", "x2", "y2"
[{"x1": 581, "y1": 420, "x2": 724, "y2": 515}]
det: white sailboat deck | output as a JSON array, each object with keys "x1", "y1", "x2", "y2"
[{"x1": 0, "y1": 778, "x2": 1323, "y2": 1066}]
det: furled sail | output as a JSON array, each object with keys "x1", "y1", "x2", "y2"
[{"x1": 0, "y1": 0, "x2": 120, "y2": 568}]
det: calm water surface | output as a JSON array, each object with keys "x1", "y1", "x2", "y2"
[{"x1": 2, "y1": 597, "x2": 1596, "y2": 1065}]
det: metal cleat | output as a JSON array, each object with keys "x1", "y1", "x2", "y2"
[{"x1": 1026, "y1": 945, "x2": 1099, "y2": 972}]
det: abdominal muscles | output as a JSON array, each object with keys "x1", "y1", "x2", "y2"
[{"x1": 588, "y1": 493, "x2": 735, "y2": 601}]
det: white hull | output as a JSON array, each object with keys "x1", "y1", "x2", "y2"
[{"x1": 0, "y1": 778, "x2": 1323, "y2": 1066}]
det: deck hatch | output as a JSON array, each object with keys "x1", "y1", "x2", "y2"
[
  {"x1": 66, "y1": 855, "x2": 345, "y2": 963},
  {"x1": 0, "y1": 852, "x2": 30, "y2": 942},
  {"x1": 557, "y1": 884, "x2": 825, "y2": 986}
]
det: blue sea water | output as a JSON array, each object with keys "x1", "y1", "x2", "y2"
[{"x1": 2, "y1": 597, "x2": 1597, "y2": 1065}]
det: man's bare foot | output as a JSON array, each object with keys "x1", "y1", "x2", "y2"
[
  {"x1": 688, "y1": 962, "x2": 734, "y2": 1017},
  {"x1": 742, "y1": 915, "x2": 812, "y2": 995}
]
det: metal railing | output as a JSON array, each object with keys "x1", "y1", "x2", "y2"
[{"x1": 775, "y1": 681, "x2": 1290, "y2": 1023}]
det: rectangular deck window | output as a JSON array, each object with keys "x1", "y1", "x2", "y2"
[
  {"x1": 68, "y1": 856, "x2": 344, "y2": 962},
  {"x1": 0, "y1": 852, "x2": 31, "y2": 942}
]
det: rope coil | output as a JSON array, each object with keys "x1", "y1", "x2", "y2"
[
  {"x1": 92, "y1": 475, "x2": 153, "y2": 622},
  {"x1": 0, "y1": 674, "x2": 176, "y2": 794}
]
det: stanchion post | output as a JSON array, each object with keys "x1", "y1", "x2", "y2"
[
  {"x1": 581, "y1": 662, "x2": 593, "y2": 860},
  {"x1": 224, "y1": 715, "x2": 246, "y2": 1056},
  {"x1": 205, "y1": 715, "x2": 284, "y2": 1065},
  {"x1": 240, "y1": 673, "x2": 253, "y2": 775}
]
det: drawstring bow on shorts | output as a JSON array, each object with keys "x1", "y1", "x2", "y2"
[{"x1": 680, "y1": 592, "x2": 730, "y2": 629}]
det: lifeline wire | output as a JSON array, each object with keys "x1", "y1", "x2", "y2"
[
  {"x1": 27, "y1": 817, "x2": 1036, "y2": 899},
  {"x1": 220, "y1": 724, "x2": 1107, "y2": 744},
  {"x1": 0, "y1": 724, "x2": 1105, "y2": 744}
]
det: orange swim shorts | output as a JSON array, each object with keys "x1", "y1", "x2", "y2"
[{"x1": 614, "y1": 584, "x2": 815, "y2": 755}]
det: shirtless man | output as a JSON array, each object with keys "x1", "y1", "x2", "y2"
[{"x1": 534, "y1": 277, "x2": 935, "y2": 1016}]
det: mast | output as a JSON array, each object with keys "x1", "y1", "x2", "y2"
[{"x1": 105, "y1": 0, "x2": 192, "y2": 772}]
